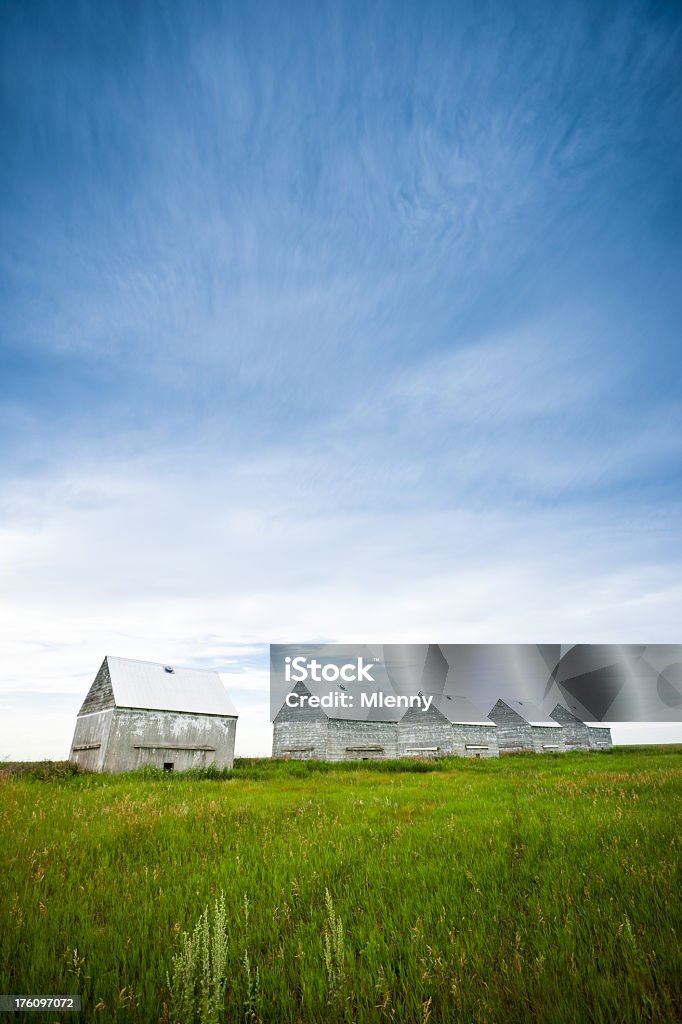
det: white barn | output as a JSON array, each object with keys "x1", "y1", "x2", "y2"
[
  {"x1": 272, "y1": 678, "x2": 402, "y2": 760},
  {"x1": 399, "y1": 694, "x2": 499, "y2": 758},
  {"x1": 488, "y1": 698, "x2": 565, "y2": 754},
  {"x1": 549, "y1": 704, "x2": 613, "y2": 751},
  {"x1": 69, "y1": 656, "x2": 238, "y2": 772},
  {"x1": 549, "y1": 704, "x2": 591, "y2": 750}
]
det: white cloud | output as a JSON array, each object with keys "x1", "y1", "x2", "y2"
[
  {"x1": 1, "y1": 312, "x2": 681, "y2": 760},
  {"x1": 1, "y1": 455, "x2": 681, "y2": 760}
]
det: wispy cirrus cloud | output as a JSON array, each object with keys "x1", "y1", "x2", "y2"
[{"x1": 1, "y1": 1, "x2": 681, "y2": 756}]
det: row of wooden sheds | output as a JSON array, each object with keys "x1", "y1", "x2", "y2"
[{"x1": 272, "y1": 682, "x2": 612, "y2": 761}]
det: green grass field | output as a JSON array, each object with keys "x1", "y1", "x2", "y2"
[{"x1": 1, "y1": 748, "x2": 681, "y2": 1023}]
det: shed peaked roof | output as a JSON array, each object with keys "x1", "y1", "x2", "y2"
[
  {"x1": 551, "y1": 703, "x2": 586, "y2": 724},
  {"x1": 493, "y1": 698, "x2": 561, "y2": 727},
  {"x1": 550, "y1": 702, "x2": 607, "y2": 730},
  {"x1": 80, "y1": 656, "x2": 238, "y2": 717},
  {"x1": 423, "y1": 693, "x2": 495, "y2": 726}
]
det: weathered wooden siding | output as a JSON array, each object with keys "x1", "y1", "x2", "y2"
[
  {"x1": 270, "y1": 692, "x2": 613, "y2": 763},
  {"x1": 529, "y1": 724, "x2": 565, "y2": 753},
  {"x1": 327, "y1": 720, "x2": 398, "y2": 760},
  {"x1": 398, "y1": 706, "x2": 499, "y2": 758},
  {"x1": 69, "y1": 709, "x2": 115, "y2": 771},
  {"x1": 488, "y1": 700, "x2": 564, "y2": 753},
  {"x1": 399, "y1": 705, "x2": 454, "y2": 757},
  {"x1": 550, "y1": 706, "x2": 590, "y2": 750},
  {"x1": 271, "y1": 680, "x2": 399, "y2": 760},
  {"x1": 273, "y1": 718, "x2": 400, "y2": 762},
  {"x1": 452, "y1": 723, "x2": 499, "y2": 758},
  {"x1": 70, "y1": 708, "x2": 236, "y2": 772},
  {"x1": 78, "y1": 659, "x2": 115, "y2": 715},
  {"x1": 272, "y1": 719, "x2": 328, "y2": 759},
  {"x1": 488, "y1": 700, "x2": 534, "y2": 752},
  {"x1": 587, "y1": 726, "x2": 613, "y2": 750},
  {"x1": 272, "y1": 682, "x2": 329, "y2": 759}
]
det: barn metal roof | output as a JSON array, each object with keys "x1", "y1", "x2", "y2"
[
  {"x1": 550, "y1": 703, "x2": 609, "y2": 730},
  {"x1": 423, "y1": 693, "x2": 495, "y2": 726},
  {"x1": 550, "y1": 703, "x2": 588, "y2": 724},
  {"x1": 494, "y1": 698, "x2": 562, "y2": 727},
  {"x1": 106, "y1": 656, "x2": 238, "y2": 717}
]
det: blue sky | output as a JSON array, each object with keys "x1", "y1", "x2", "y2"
[{"x1": 1, "y1": 0, "x2": 681, "y2": 756}]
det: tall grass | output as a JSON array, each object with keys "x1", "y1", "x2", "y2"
[{"x1": 0, "y1": 748, "x2": 680, "y2": 1022}]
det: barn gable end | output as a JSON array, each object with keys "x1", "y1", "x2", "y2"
[
  {"x1": 399, "y1": 702, "x2": 457, "y2": 758},
  {"x1": 272, "y1": 677, "x2": 401, "y2": 761},
  {"x1": 489, "y1": 699, "x2": 564, "y2": 753},
  {"x1": 78, "y1": 658, "x2": 115, "y2": 715},
  {"x1": 400, "y1": 695, "x2": 499, "y2": 758},
  {"x1": 70, "y1": 656, "x2": 238, "y2": 773},
  {"x1": 550, "y1": 704, "x2": 591, "y2": 750},
  {"x1": 273, "y1": 680, "x2": 328, "y2": 724},
  {"x1": 272, "y1": 680, "x2": 329, "y2": 759}
]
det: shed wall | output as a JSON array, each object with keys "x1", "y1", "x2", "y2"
[
  {"x1": 488, "y1": 701, "x2": 533, "y2": 752},
  {"x1": 550, "y1": 707, "x2": 590, "y2": 750},
  {"x1": 98, "y1": 708, "x2": 236, "y2": 772},
  {"x1": 272, "y1": 719, "x2": 329, "y2": 759},
  {"x1": 452, "y1": 723, "x2": 500, "y2": 758},
  {"x1": 399, "y1": 705, "x2": 455, "y2": 756},
  {"x1": 588, "y1": 727, "x2": 613, "y2": 750},
  {"x1": 272, "y1": 688, "x2": 329, "y2": 760},
  {"x1": 530, "y1": 725, "x2": 565, "y2": 753},
  {"x1": 69, "y1": 709, "x2": 115, "y2": 771},
  {"x1": 327, "y1": 720, "x2": 398, "y2": 760}
]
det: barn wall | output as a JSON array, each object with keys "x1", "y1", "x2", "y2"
[
  {"x1": 399, "y1": 705, "x2": 454, "y2": 757},
  {"x1": 452, "y1": 723, "x2": 499, "y2": 758},
  {"x1": 587, "y1": 727, "x2": 613, "y2": 750},
  {"x1": 530, "y1": 725, "x2": 565, "y2": 753},
  {"x1": 272, "y1": 719, "x2": 329, "y2": 759},
  {"x1": 550, "y1": 707, "x2": 590, "y2": 750},
  {"x1": 271, "y1": 690, "x2": 329, "y2": 759},
  {"x1": 69, "y1": 709, "x2": 115, "y2": 771},
  {"x1": 327, "y1": 719, "x2": 398, "y2": 760},
  {"x1": 488, "y1": 701, "x2": 533, "y2": 752},
  {"x1": 101, "y1": 708, "x2": 236, "y2": 772}
]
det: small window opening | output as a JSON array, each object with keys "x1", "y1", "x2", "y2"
[{"x1": 163, "y1": 762, "x2": 174, "y2": 771}]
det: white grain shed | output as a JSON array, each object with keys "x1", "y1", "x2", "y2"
[
  {"x1": 399, "y1": 693, "x2": 499, "y2": 758},
  {"x1": 272, "y1": 677, "x2": 403, "y2": 761},
  {"x1": 69, "y1": 656, "x2": 238, "y2": 772},
  {"x1": 488, "y1": 698, "x2": 565, "y2": 753}
]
